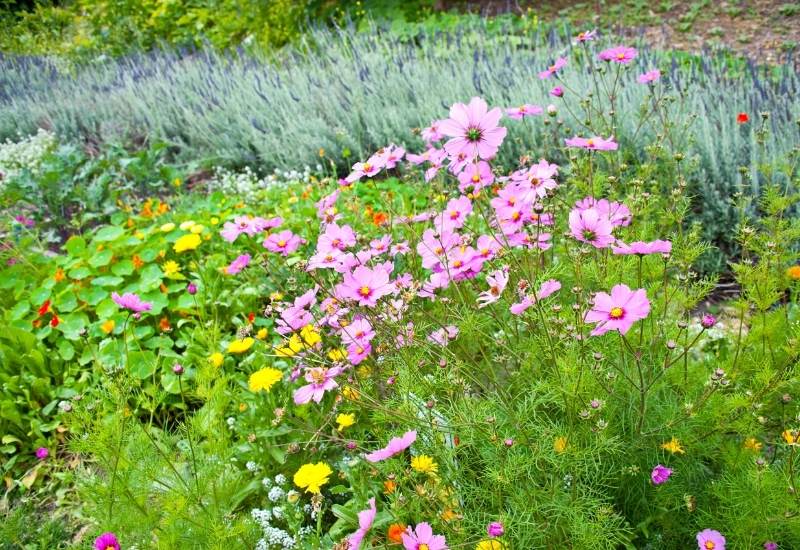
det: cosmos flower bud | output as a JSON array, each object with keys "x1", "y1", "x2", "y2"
[{"x1": 487, "y1": 521, "x2": 505, "y2": 538}]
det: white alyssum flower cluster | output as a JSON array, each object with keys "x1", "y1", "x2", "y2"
[
  {"x1": 208, "y1": 165, "x2": 313, "y2": 199},
  {"x1": 0, "y1": 128, "x2": 57, "y2": 182}
]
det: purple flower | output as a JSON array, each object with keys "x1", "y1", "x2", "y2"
[
  {"x1": 225, "y1": 254, "x2": 251, "y2": 275},
  {"x1": 696, "y1": 529, "x2": 726, "y2": 550},
  {"x1": 651, "y1": 464, "x2": 673, "y2": 485},
  {"x1": 35, "y1": 447, "x2": 49, "y2": 460},
  {"x1": 550, "y1": 86, "x2": 564, "y2": 97},
  {"x1": 14, "y1": 215, "x2": 35, "y2": 228},
  {"x1": 94, "y1": 532, "x2": 121, "y2": 550},
  {"x1": 487, "y1": 521, "x2": 504, "y2": 538},
  {"x1": 701, "y1": 314, "x2": 717, "y2": 329},
  {"x1": 598, "y1": 46, "x2": 638, "y2": 64},
  {"x1": 764, "y1": 542, "x2": 778, "y2": 550},
  {"x1": 440, "y1": 97, "x2": 507, "y2": 160},
  {"x1": 186, "y1": 282, "x2": 197, "y2": 295},
  {"x1": 111, "y1": 292, "x2": 152, "y2": 314}
]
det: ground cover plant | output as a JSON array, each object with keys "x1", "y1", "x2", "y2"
[{"x1": 2, "y1": 25, "x2": 800, "y2": 549}]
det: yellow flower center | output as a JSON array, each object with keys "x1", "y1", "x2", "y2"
[
  {"x1": 449, "y1": 210, "x2": 459, "y2": 219},
  {"x1": 419, "y1": 545, "x2": 430, "y2": 550},
  {"x1": 453, "y1": 260, "x2": 462, "y2": 268},
  {"x1": 587, "y1": 139, "x2": 595, "y2": 147},
  {"x1": 311, "y1": 369, "x2": 327, "y2": 384},
  {"x1": 705, "y1": 543, "x2": 715, "y2": 550},
  {"x1": 277, "y1": 240, "x2": 287, "y2": 247},
  {"x1": 609, "y1": 307, "x2": 624, "y2": 319},
  {"x1": 359, "y1": 286, "x2": 371, "y2": 297},
  {"x1": 363, "y1": 163, "x2": 372, "y2": 171},
  {"x1": 617, "y1": 52, "x2": 626, "y2": 59},
  {"x1": 472, "y1": 174, "x2": 480, "y2": 182}
]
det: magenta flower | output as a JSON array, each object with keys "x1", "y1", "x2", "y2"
[
  {"x1": 340, "y1": 317, "x2": 375, "y2": 347},
  {"x1": 401, "y1": 522, "x2": 448, "y2": 550},
  {"x1": 364, "y1": 430, "x2": 417, "y2": 463},
  {"x1": 347, "y1": 497, "x2": 377, "y2": 549},
  {"x1": 598, "y1": 45, "x2": 638, "y2": 64},
  {"x1": 575, "y1": 197, "x2": 632, "y2": 226},
  {"x1": 440, "y1": 97, "x2": 507, "y2": 160},
  {"x1": 376, "y1": 144, "x2": 405, "y2": 169},
  {"x1": 487, "y1": 521, "x2": 504, "y2": 538},
  {"x1": 612, "y1": 240, "x2": 672, "y2": 256},
  {"x1": 457, "y1": 161, "x2": 494, "y2": 193},
  {"x1": 538, "y1": 57, "x2": 568, "y2": 79},
  {"x1": 293, "y1": 366, "x2": 343, "y2": 404},
  {"x1": 505, "y1": 104, "x2": 544, "y2": 120},
  {"x1": 345, "y1": 155, "x2": 386, "y2": 183},
  {"x1": 225, "y1": 254, "x2": 251, "y2": 275},
  {"x1": 94, "y1": 532, "x2": 121, "y2": 550},
  {"x1": 416, "y1": 229, "x2": 460, "y2": 270},
  {"x1": 337, "y1": 265, "x2": 395, "y2": 307},
  {"x1": 585, "y1": 284, "x2": 651, "y2": 336},
  {"x1": 111, "y1": 292, "x2": 152, "y2": 314},
  {"x1": 550, "y1": 86, "x2": 564, "y2": 97},
  {"x1": 638, "y1": 69, "x2": 661, "y2": 84},
  {"x1": 275, "y1": 288, "x2": 317, "y2": 335},
  {"x1": 369, "y1": 235, "x2": 392, "y2": 256},
  {"x1": 477, "y1": 268, "x2": 509, "y2": 308},
  {"x1": 565, "y1": 136, "x2": 619, "y2": 151},
  {"x1": 651, "y1": 464, "x2": 673, "y2": 485},
  {"x1": 701, "y1": 314, "x2": 717, "y2": 329},
  {"x1": 764, "y1": 542, "x2": 778, "y2": 550},
  {"x1": 696, "y1": 529, "x2": 726, "y2": 550},
  {"x1": 575, "y1": 29, "x2": 597, "y2": 42},
  {"x1": 35, "y1": 447, "x2": 49, "y2": 460},
  {"x1": 569, "y1": 207, "x2": 615, "y2": 248},
  {"x1": 346, "y1": 342, "x2": 372, "y2": 365},
  {"x1": 263, "y1": 230, "x2": 304, "y2": 256}
]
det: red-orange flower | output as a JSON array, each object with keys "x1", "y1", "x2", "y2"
[
  {"x1": 737, "y1": 112, "x2": 749, "y2": 124},
  {"x1": 37, "y1": 299, "x2": 51, "y2": 317},
  {"x1": 387, "y1": 523, "x2": 406, "y2": 544},
  {"x1": 372, "y1": 212, "x2": 389, "y2": 226},
  {"x1": 50, "y1": 314, "x2": 60, "y2": 328}
]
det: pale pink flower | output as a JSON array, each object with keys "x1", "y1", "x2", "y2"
[
  {"x1": 510, "y1": 279, "x2": 561, "y2": 315},
  {"x1": 401, "y1": 522, "x2": 448, "y2": 550},
  {"x1": 696, "y1": 530, "x2": 726, "y2": 550},
  {"x1": 440, "y1": 97, "x2": 507, "y2": 160},
  {"x1": 585, "y1": 284, "x2": 650, "y2": 336},
  {"x1": 225, "y1": 254, "x2": 251, "y2": 275},
  {"x1": 565, "y1": 136, "x2": 619, "y2": 151},
  {"x1": 505, "y1": 231, "x2": 552, "y2": 250},
  {"x1": 598, "y1": 45, "x2": 638, "y2": 64},
  {"x1": 638, "y1": 69, "x2": 661, "y2": 84},
  {"x1": 337, "y1": 265, "x2": 395, "y2": 307},
  {"x1": 421, "y1": 121, "x2": 445, "y2": 143},
  {"x1": 406, "y1": 147, "x2": 442, "y2": 166},
  {"x1": 375, "y1": 144, "x2": 405, "y2": 169},
  {"x1": 112, "y1": 292, "x2": 152, "y2": 314},
  {"x1": 220, "y1": 215, "x2": 278, "y2": 243},
  {"x1": 428, "y1": 325, "x2": 459, "y2": 346},
  {"x1": 539, "y1": 57, "x2": 568, "y2": 79},
  {"x1": 477, "y1": 268, "x2": 509, "y2": 308},
  {"x1": 575, "y1": 29, "x2": 597, "y2": 42},
  {"x1": 293, "y1": 366, "x2": 344, "y2": 404},
  {"x1": 569, "y1": 207, "x2": 615, "y2": 248},
  {"x1": 612, "y1": 240, "x2": 672, "y2": 256},
  {"x1": 390, "y1": 241, "x2": 411, "y2": 257},
  {"x1": 369, "y1": 235, "x2": 392, "y2": 256},
  {"x1": 458, "y1": 161, "x2": 494, "y2": 193},
  {"x1": 506, "y1": 104, "x2": 544, "y2": 120},
  {"x1": 364, "y1": 430, "x2": 417, "y2": 463},
  {"x1": 275, "y1": 288, "x2": 317, "y2": 335},
  {"x1": 346, "y1": 156, "x2": 386, "y2": 183},
  {"x1": 317, "y1": 223, "x2": 356, "y2": 253},
  {"x1": 575, "y1": 197, "x2": 632, "y2": 226},
  {"x1": 550, "y1": 86, "x2": 564, "y2": 97},
  {"x1": 416, "y1": 229, "x2": 460, "y2": 270},
  {"x1": 307, "y1": 249, "x2": 345, "y2": 271},
  {"x1": 444, "y1": 245, "x2": 476, "y2": 278},
  {"x1": 347, "y1": 498, "x2": 377, "y2": 549},
  {"x1": 263, "y1": 230, "x2": 304, "y2": 255},
  {"x1": 340, "y1": 317, "x2": 375, "y2": 347}
]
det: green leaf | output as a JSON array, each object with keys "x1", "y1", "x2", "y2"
[
  {"x1": 93, "y1": 225, "x2": 125, "y2": 242},
  {"x1": 91, "y1": 276, "x2": 125, "y2": 287},
  {"x1": 128, "y1": 350, "x2": 157, "y2": 379},
  {"x1": 139, "y1": 264, "x2": 163, "y2": 291},
  {"x1": 57, "y1": 339, "x2": 75, "y2": 361},
  {"x1": 111, "y1": 259, "x2": 135, "y2": 276},
  {"x1": 64, "y1": 236, "x2": 87, "y2": 256},
  {"x1": 89, "y1": 249, "x2": 113, "y2": 267},
  {"x1": 68, "y1": 266, "x2": 91, "y2": 280}
]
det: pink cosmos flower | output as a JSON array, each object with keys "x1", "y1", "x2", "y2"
[
  {"x1": 477, "y1": 268, "x2": 509, "y2": 308},
  {"x1": 369, "y1": 235, "x2": 392, "y2": 256},
  {"x1": 428, "y1": 325, "x2": 459, "y2": 346},
  {"x1": 440, "y1": 97, "x2": 507, "y2": 160},
  {"x1": 511, "y1": 159, "x2": 559, "y2": 200},
  {"x1": 406, "y1": 147, "x2": 442, "y2": 166},
  {"x1": 293, "y1": 366, "x2": 344, "y2": 404},
  {"x1": 505, "y1": 104, "x2": 544, "y2": 120},
  {"x1": 651, "y1": 464, "x2": 673, "y2": 485},
  {"x1": 491, "y1": 184, "x2": 534, "y2": 235},
  {"x1": 538, "y1": 57, "x2": 568, "y2": 79},
  {"x1": 264, "y1": 230, "x2": 304, "y2": 256},
  {"x1": 36, "y1": 447, "x2": 49, "y2": 460},
  {"x1": 510, "y1": 279, "x2": 561, "y2": 315},
  {"x1": 364, "y1": 430, "x2": 417, "y2": 463},
  {"x1": 569, "y1": 207, "x2": 615, "y2": 248},
  {"x1": 307, "y1": 249, "x2": 345, "y2": 271},
  {"x1": 346, "y1": 156, "x2": 386, "y2": 183},
  {"x1": 341, "y1": 317, "x2": 375, "y2": 347},
  {"x1": 458, "y1": 161, "x2": 494, "y2": 193},
  {"x1": 318, "y1": 223, "x2": 357, "y2": 253},
  {"x1": 422, "y1": 120, "x2": 445, "y2": 143},
  {"x1": 612, "y1": 240, "x2": 672, "y2": 256},
  {"x1": 598, "y1": 45, "x2": 638, "y2": 64},
  {"x1": 585, "y1": 284, "x2": 650, "y2": 336},
  {"x1": 376, "y1": 144, "x2": 405, "y2": 169},
  {"x1": 112, "y1": 292, "x2": 152, "y2": 314},
  {"x1": 638, "y1": 69, "x2": 661, "y2": 84},
  {"x1": 219, "y1": 215, "x2": 280, "y2": 243},
  {"x1": 416, "y1": 229, "x2": 460, "y2": 270},
  {"x1": 550, "y1": 86, "x2": 564, "y2": 97},
  {"x1": 696, "y1": 529, "x2": 726, "y2": 550},
  {"x1": 565, "y1": 136, "x2": 619, "y2": 151},
  {"x1": 472, "y1": 234, "x2": 503, "y2": 266},
  {"x1": 575, "y1": 29, "x2": 597, "y2": 42},
  {"x1": 401, "y1": 522, "x2": 448, "y2": 550},
  {"x1": 225, "y1": 254, "x2": 251, "y2": 275},
  {"x1": 444, "y1": 245, "x2": 476, "y2": 279},
  {"x1": 505, "y1": 231, "x2": 552, "y2": 250},
  {"x1": 94, "y1": 532, "x2": 121, "y2": 550},
  {"x1": 346, "y1": 342, "x2": 372, "y2": 365},
  {"x1": 575, "y1": 197, "x2": 632, "y2": 226},
  {"x1": 316, "y1": 190, "x2": 340, "y2": 219},
  {"x1": 276, "y1": 288, "x2": 318, "y2": 335},
  {"x1": 347, "y1": 498, "x2": 377, "y2": 549},
  {"x1": 390, "y1": 241, "x2": 410, "y2": 257},
  {"x1": 337, "y1": 265, "x2": 395, "y2": 307}
]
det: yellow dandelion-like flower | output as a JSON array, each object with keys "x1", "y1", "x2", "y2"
[
  {"x1": 227, "y1": 338, "x2": 254, "y2": 354},
  {"x1": 172, "y1": 178, "x2": 182, "y2": 188},
  {"x1": 476, "y1": 541, "x2": 506, "y2": 550},
  {"x1": 300, "y1": 324, "x2": 321, "y2": 346},
  {"x1": 248, "y1": 367, "x2": 282, "y2": 393},
  {"x1": 411, "y1": 455, "x2": 438, "y2": 475},
  {"x1": 336, "y1": 413, "x2": 355, "y2": 431},
  {"x1": 209, "y1": 352, "x2": 224, "y2": 367},
  {"x1": 787, "y1": 265, "x2": 800, "y2": 281},
  {"x1": 554, "y1": 436, "x2": 568, "y2": 454},
  {"x1": 743, "y1": 437, "x2": 762, "y2": 451},
  {"x1": 173, "y1": 233, "x2": 202, "y2": 253},
  {"x1": 327, "y1": 348, "x2": 346, "y2": 362},
  {"x1": 270, "y1": 291, "x2": 284, "y2": 301},
  {"x1": 661, "y1": 437, "x2": 686, "y2": 454},
  {"x1": 256, "y1": 328, "x2": 268, "y2": 340},
  {"x1": 276, "y1": 334, "x2": 305, "y2": 357},
  {"x1": 162, "y1": 260, "x2": 184, "y2": 280},
  {"x1": 342, "y1": 385, "x2": 360, "y2": 401},
  {"x1": 783, "y1": 429, "x2": 800, "y2": 445},
  {"x1": 210, "y1": 217, "x2": 219, "y2": 225},
  {"x1": 100, "y1": 319, "x2": 116, "y2": 334},
  {"x1": 293, "y1": 462, "x2": 332, "y2": 494}
]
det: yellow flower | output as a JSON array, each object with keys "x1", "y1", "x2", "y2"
[
  {"x1": 172, "y1": 177, "x2": 182, "y2": 188},
  {"x1": 411, "y1": 455, "x2": 438, "y2": 475},
  {"x1": 190, "y1": 224, "x2": 205, "y2": 234},
  {"x1": 328, "y1": 348, "x2": 346, "y2": 362},
  {"x1": 100, "y1": 319, "x2": 116, "y2": 334},
  {"x1": 743, "y1": 437, "x2": 762, "y2": 451},
  {"x1": 476, "y1": 541, "x2": 506, "y2": 550},
  {"x1": 270, "y1": 291, "x2": 284, "y2": 301},
  {"x1": 173, "y1": 233, "x2": 202, "y2": 253},
  {"x1": 783, "y1": 429, "x2": 800, "y2": 445},
  {"x1": 256, "y1": 328, "x2": 268, "y2": 340},
  {"x1": 300, "y1": 324, "x2": 321, "y2": 346},
  {"x1": 135, "y1": 231, "x2": 145, "y2": 240},
  {"x1": 179, "y1": 220, "x2": 196, "y2": 231},
  {"x1": 342, "y1": 385, "x2": 360, "y2": 401},
  {"x1": 160, "y1": 222, "x2": 176, "y2": 232},
  {"x1": 788, "y1": 265, "x2": 800, "y2": 280},
  {"x1": 227, "y1": 338, "x2": 254, "y2": 354},
  {"x1": 276, "y1": 334, "x2": 305, "y2": 357},
  {"x1": 210, "y1": 216, "x2": 219, "y2": 225},
  {"x1": 248, "y1": 367, "x2": 283, "y2": 393},
  {"x1": 209, "y1": 352, "x2": 224, "y2": 367},
  {"x1": 162, "y1": 260, "x2": 184, "y2": 280},
  {"x1": 661, "y1": 437, "x2": 686, "y2": 454},
  {"x1": 554, "y1": 436, "x2": 568, "y2": 454},
  {"x1": 293, "y1": 462, "x2": 332, "y2": 494},
  {"x1": 336, "y1": 413, "x2": 355, "y2": 431}
]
